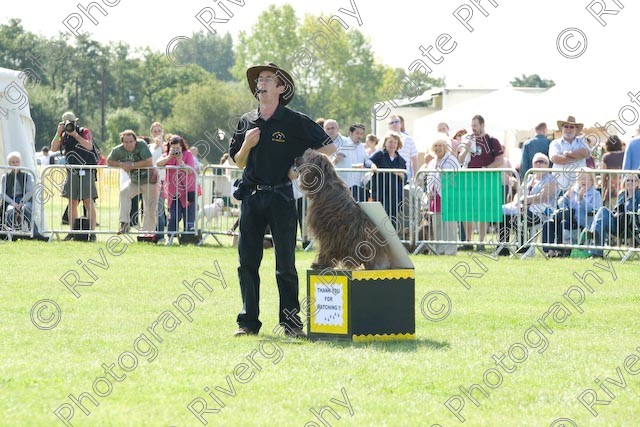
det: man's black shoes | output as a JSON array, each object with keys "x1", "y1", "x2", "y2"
[{"x1": 233, "y1": 327, "x2": 258, "y2": 337}]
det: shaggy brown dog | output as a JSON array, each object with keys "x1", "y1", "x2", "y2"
[{"x1": 295, "y1": 149, "x2": 393, "y2": 270}]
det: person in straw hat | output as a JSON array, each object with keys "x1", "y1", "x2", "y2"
[
  {"x1": 549, "y1": 115, "x2": 591, "y2": 191},
  {"x1": 229, "y1": 63, "x2": 336, "y2": 338}
]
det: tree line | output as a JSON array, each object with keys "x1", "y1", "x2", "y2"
[{"x1": 1, "y1": 5, "x2": 443, "y2": 162}]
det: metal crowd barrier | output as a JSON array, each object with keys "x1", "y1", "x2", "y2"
[
  {"x1": 6, "y1": 160, "x2": 639, "y2": 263},
  {"x1": 521, "y1": 168, "x2": 640, "y2": 262},
  {"x1": 0, "y1": 165, "x2": 38, "y2": 240},
  {"x1": 39, "y1": 165, "x2": 198, "y2": 241},
  {"x1": 413, "y1": 168, "x2": 521, "y2": 256},
  {"x1": 198, "y1": 165, "x2": 244, "y2": 245}
]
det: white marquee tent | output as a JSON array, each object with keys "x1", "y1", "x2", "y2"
[
  {"x1": 412, "y1": 87, "x2": 543, "y2": 156},
  {"x1": 1, "y1": 66, "x2": 44, "y2": 233},
  {"x1": 0, "y1": 67, "x2": 36, "y2": 169}
]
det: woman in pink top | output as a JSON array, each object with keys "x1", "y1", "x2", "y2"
[{"x1": 157, "y1": 135, "x2": 197, "y2": 237}]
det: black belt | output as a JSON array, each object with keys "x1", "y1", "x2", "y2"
[{"x1": 252, "y1": 182, "x2": 292, "y2": 192}]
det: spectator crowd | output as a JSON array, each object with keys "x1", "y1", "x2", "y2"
[{"x1": 2, "y1": 110, "x2": 640, "y2": 258}]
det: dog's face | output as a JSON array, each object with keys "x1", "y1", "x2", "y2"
[{"x1": 295, "y1": 149, "x2": 335, "y2": 194}]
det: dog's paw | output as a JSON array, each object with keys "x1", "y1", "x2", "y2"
[{"x1": 310, "y1": 262, "x2": 330, "y2": 270}]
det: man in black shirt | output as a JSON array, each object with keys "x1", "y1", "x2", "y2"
[{"x1": 229, "y1": 63, "x2": 335, "y2": 337}]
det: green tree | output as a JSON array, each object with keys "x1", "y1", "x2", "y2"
[
  {"x1": 173, "y1": 31, "x2": 235, "y2": 81},
  {"x1": 27, "y1": 85, "x2": 68, "y2": 150},
  {"x1": 510, "y1": 74, "x2": 555, "y2": 88},
  {"x1": 105, "y1": 108, "x2": 145, "y2": 151},
  {"x1": 164, "y1": 76, "x2": 250, "y2": 163}
]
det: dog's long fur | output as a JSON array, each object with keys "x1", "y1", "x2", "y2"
[{"x1": 296, "y1": 149, "x2": 392, "y2": 270}]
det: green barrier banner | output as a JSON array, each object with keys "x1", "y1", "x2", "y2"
[{"x1": 442, "y1": 170, "x2": 503, "y2": 222}]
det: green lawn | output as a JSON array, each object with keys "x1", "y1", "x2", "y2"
[{"x1": 1, "y1": 239, "x2": 639, "y2": 427}]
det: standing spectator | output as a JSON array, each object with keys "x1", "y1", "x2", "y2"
[
  {"x1": 388, "y1": 115, "x2": 418, "y2": 179},
  {"x1": 437, "y1": 122, "x2": 450, "y2": 135},
  {"x1": 40, "y1": 146, "x2": 53, "y2": 167},
  {"x1": 333, "y1": 123, "x2": 370, "y2": 201},
  {"x1": 190, "y1": 146, "x2": 203, "y2": 173},
  {"x1": 229, "y1": 62, "x2": 335, "y2": 337},
  {"x1": 549, "y1": 116, "x2": 590, "y2": 190},
  {"x1": 364, "y1": 134, "x2": 379, "y2": 157},
  {"x1": 149, "y1": 122, "x2": 167, "y2": 242},
  {"x1": 520, "y1": 122, "x2": 550, "y2": 179},
  {"x1": 460, "y1": 115, "x2": 504, "y2": 251},
  {"x1": 323, "y1": 119, "x2": 348, "y2": 151},
  {"x1": 601, "y1": 135, "x2": 625, "y2": 210},
  {"x1": 157, "y1": 135, "x2": 197, "y2": 242},
  {"x1": 622, "y1": 126, "x2": 640, "y2": 170},
  {"x1": 107, "y1": 130, "x2": 159, "y2": 235},
  {"x1": 1, "y1": 152, "x2": 45, "y2": 239},
  {"x1": 423, "y1": 134, "x2": 460, "y2": 255},
  {"x1": 370, "y1": 131, "x2": 407, "y2": 226},
  {"x1": 50, "y1": 111, "x2": 98, "y2": 240}
]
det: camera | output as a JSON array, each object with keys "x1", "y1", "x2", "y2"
[
  {"x1": 63, "y1": 121, "x2": 76, "y2": 133},
  {"x1": 171, "y1": 148, "x2": 181, "y2": 156}
]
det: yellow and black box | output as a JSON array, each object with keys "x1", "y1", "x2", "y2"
[{"x1": 306, "y1": 269, "x2": 415, "y2": 341}]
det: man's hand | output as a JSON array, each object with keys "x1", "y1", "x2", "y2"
[
  {"x1": 244, "y1": 128, "x2": 261, "y2": 149},
  {"x1": 288, "y1": 165, "x2": 298, "y2": 181},
  {"x1": 56, "y1": 123, "x2": 64, "y2": 136},
  {"x1": 120, "y1": 161, "x2": 134, "y2": 173}
]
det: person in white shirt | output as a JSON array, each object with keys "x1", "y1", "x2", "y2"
[
  {"x1": 549, "y1": 116, "x2": 590, "y2": 191},
  {"x1": 149, "y1": 122, "x2": 167, "y2": 242},
  {"x1": 40, "y1": 146, "x2": 53, "y2": 167},
  {"x1": 388, "y1": 115, "x2": 419, "y2": 179},
  {"x1": 323, "y1": 119, "x2": 347, "y2": 151},
  {"x1": 333, "y1": 123, "x2": 371, "y2": 201}
]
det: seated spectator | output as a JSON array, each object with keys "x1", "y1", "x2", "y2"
[
  {"x1": 107, "y1": 130, "x2": 159, "y2": 235},
  {"x1": 369, "y1": 131, "x2": 407, "y2": 227},
  {"x1": 550, "y1": 171, "x2": 602, "y2": 257},
  {"x1": 157, "y1": 135, "x2": 197, "y2": 243},
  {"x1": 588, "y1": 173, "x2": 640, "y2": 257},
  {"x1": 423, "y1": 133, "x2": 460, "y2": 255},
  {"x1": 498, "y1": 153, "x2": 557, "y2": 255},
  {"x1": 601, "y1": 135, "x2": 625, "y2": 209},
  {"x1": 1, "y1": 152, "x2": 45, "y2": 239}
]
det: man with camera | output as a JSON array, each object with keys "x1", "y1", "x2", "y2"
[
  {"x1": 50, "y1": 111, "x2": 98, "y2": 239},
  {"x1": 107, "y1": 130, "x2": 158, "y2": 235}
]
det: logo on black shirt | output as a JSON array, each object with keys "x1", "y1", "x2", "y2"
[{"x1": 272, "y1": 132, "x2": 286, "y2": 143}]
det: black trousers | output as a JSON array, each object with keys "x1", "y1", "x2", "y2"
[{"x1": 237, "y1": 187, "x2": 301, "y2": 332}]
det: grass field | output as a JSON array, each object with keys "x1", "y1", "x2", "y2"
[{"x1": 1, "y1": 238, "x2": 640, "y2": 427}]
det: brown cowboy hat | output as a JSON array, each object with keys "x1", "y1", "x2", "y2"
[
  {"x1": 557, "y1": 115, "x2": 584, "y2": 132},
  {"x1": 246, "y1": 62, "x2": 295, "y2": 106}
]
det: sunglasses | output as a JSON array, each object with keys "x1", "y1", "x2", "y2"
[
  {"x1": 563, "y1": 125, "x2": 576, "y2": 129},
  {"x1": 388, "y1": 120, "x2": 400, "y2": 125},
  {"x1": 533, "y1": 160, "x2": 547, "y2": 164}
]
